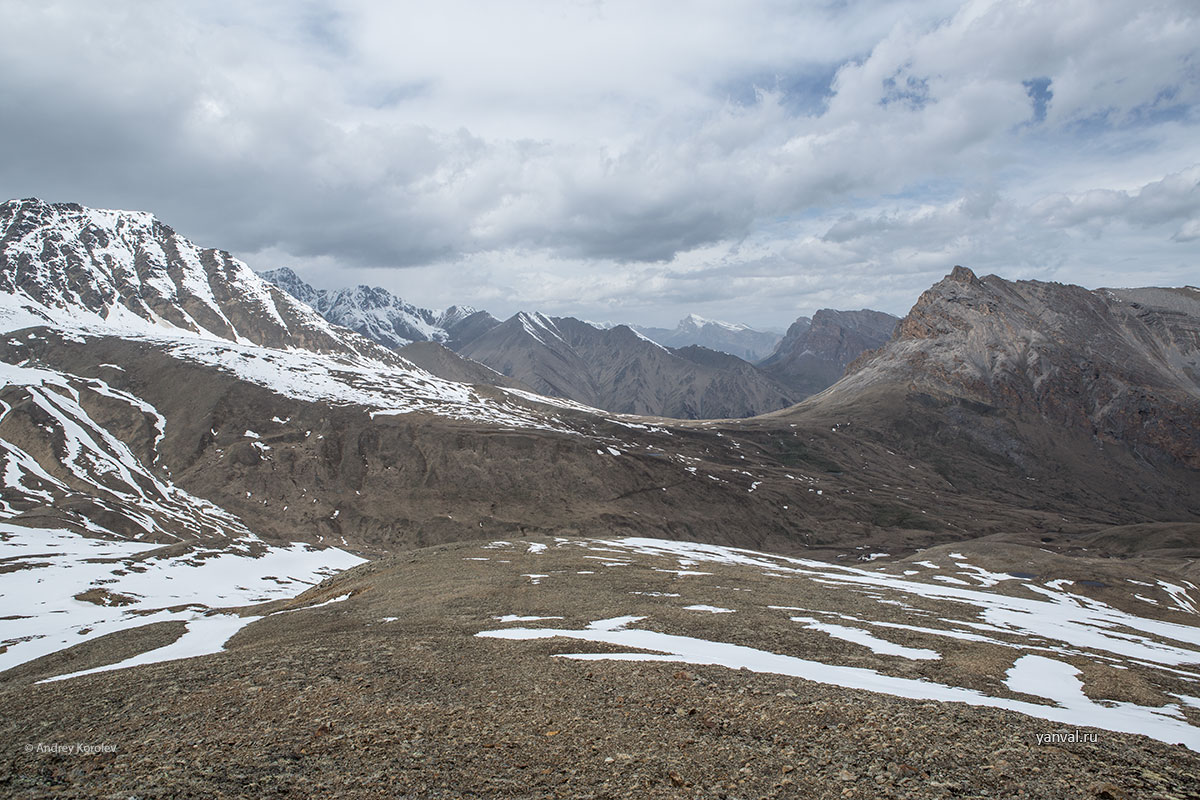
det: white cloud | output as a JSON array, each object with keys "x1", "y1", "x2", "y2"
[{"x1": 0, "y1": 0, "x2": 1197, "y2": 327}]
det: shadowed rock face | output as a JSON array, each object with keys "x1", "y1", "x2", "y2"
[
  {"x1": 834, "y1": 266, "x2": 1200, "y2": 469},
  {"x1": 456, "y1": 313, "x2": 798, "y2": 419},
  {"x1": 759, "y1": 308, "x2": 898, "y2": 398},
  {"x1": 396, "y1": 341, "x2": 531, "y2": 391}
]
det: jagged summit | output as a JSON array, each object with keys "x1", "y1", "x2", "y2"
[
  {"x1": 947, "y1": 263, "x2": 979, "y2": 283},
  {"x1": 0, "y1": 198, "x2": 385, "y2": 357},
  {"x1": 758, "y1": 307, "x2": 899, "y2": 398},
  {"x1": 829, "y1": 267, "x2": 1200, "y2": 469},
  {"x1": 259, "y1": 267, "x2": 487, "y2": 350}
]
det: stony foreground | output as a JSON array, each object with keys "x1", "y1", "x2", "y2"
[{"x1": 3, "y1": 536, "x2": 1199, "y2": 799}]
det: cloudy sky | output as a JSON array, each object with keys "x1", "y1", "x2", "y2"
[{"x1": 1, "y1": 1, "x2": 1197, "y2": 329}]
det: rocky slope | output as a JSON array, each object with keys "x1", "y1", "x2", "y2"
[
  {"x1": 456, "y1": 312, "x2": 798, "y2": 418},
  {"x1": 828, "y1": 266, "x2": 1200, "y2": 470},
  {"x1": 396, "y1": 341, "x2": 532, "y2": 390},
  {"x1": 635, "y1": 313, "x2": 783, "y2": 361},
  {"x1": 760, "y1": 308, "x2": 899, "y2": 398},
  {"x1": 259, "y1": 266, "x2": 487, "y2": 349},
  {"x1": 757, "y1": 267, "x2": 1200, "y2": 535},
  {"x1": 0, "y1": 199, "x2": 392, "y2": 359},
  {"x1": 4, "y1": 536, "x2": 1199, "y2": 798}
]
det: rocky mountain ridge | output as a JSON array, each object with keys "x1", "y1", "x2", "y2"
[
  {"x1": 829, "y1": 266, "x2": 1200, "y2": 470},
  {"x1": 259, "y1": 266, "x2": 486, "y2": 349},
  {"x1": 759, "y1": 308, "x2": 899, "y2": 398},
  {"x1": 0, "y1": 199, "x2": 390, "y2": 359},
  {"x1": 455, "y1": 311, "x2": 799, "y2": 419}
]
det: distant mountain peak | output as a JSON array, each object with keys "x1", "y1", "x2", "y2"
[
  {"x1": 759, "y1": 307, "x2": 899, "y2": 398},
  {"x1": 457, "y1": 313, "x2": 795, "y2": 418},
  {"x1": 259, "y1": 269, "x2": 485, "y2": 350},
  {"x1": 513, "y1": 311, "x2": 566, "y2": 347},
  {"x1": 633, "y1": 314, "x2": 781, "y2": 361},
  {"x1": 680, "y1": 313, "x2": 751, "y2": 332}
]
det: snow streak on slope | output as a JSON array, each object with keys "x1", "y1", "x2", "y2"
[
  {"x1": 0, "y1": 522, "x2": 365, "y2": 677},
  {"x1": 0, "y1": 360, "x2": 246, "y2": 539},
  {"x1": 0, "y1": 356, "x2": 370, "y2": 681},
  {"x1": 1, "y1": 289, "x2": 587, "y2": 435},
  {"x1": 587, "y1": 538, "x2": 1200, "y2": 667},
  {"x1": 515, "y1": 312, "x2": 566, "y2": 348},
  {"x1": 481, "y1": 616, "x2": 1200, "y2": 750},
  {"x1": 475, "y1": 537, "x2": 1200, "y2": 751},
  {"x1": 162, "y1": 336, "x2": 577, "y2": 433}
]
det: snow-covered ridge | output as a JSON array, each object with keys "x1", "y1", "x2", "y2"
[
  {"x1": 0, "y1": 199, "x2": 612, "y2": 435},
  {"x1": 681, "y1": 313, "x2": 751, "y2": 332},
  {"x1": 162, "y1": 334, "x2": 577, "y2": 433},
  {"x1": 260, "y1": 267, "x2": 476, "y2": 349},
  {"x1": 0, "y1": 358, "x2": 250, "y2": 540},
  {"x1": 0, "y1": 198, "x2": 380, "y2": 357}
]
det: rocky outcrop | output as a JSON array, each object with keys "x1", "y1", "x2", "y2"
[
  {"x1": 834, "y1": 266, "x2": 1200, "y2": 469},
  {"x1": 759, "y1": 309, "x2": 898, "y2": 398}
]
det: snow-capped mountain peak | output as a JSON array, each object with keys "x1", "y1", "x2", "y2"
[
  {"x1": 259, "y1": 267, "x2": 479, "y2": 350},
  {"x1": 0, "y1": 198, "x2": 379, "y2": 357},
  {"x1": 633, "y1": 313, "x2": 782, "y2": 362},
  {"x1": 680, "y1": 313, "x2": 750, "y2": 332}
]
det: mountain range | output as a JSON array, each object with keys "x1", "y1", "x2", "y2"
[
  {"x1": 3, "y1": 197, "x2": 1196, "y2": 570},
  {"x1": 259, "y1": 266, "x2": 488, "y2": 350},
  {"x1": 3, "y1": 198, "x2": 1199, "y2": 797},
  {"x1": 259, "y1": 270, "x2": 806, "y2": 418},
  {"x1": 259, "y1": 270, "x2": 896, "y2": 417},
  {"x1": 452, "y1": 311, "x2": 798, "y2": 418}
]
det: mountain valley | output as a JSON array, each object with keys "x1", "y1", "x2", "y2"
[
  {"x1": 260, "y1": 270, "x2": 899, "y2": 418},
  {"x1": 1, "y1": 199, "x2": 1198, "y2": 798}
]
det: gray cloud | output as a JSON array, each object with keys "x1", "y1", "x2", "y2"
[{"x1": 0, "y1": 0, "x2": 1197, "y2": 328}]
